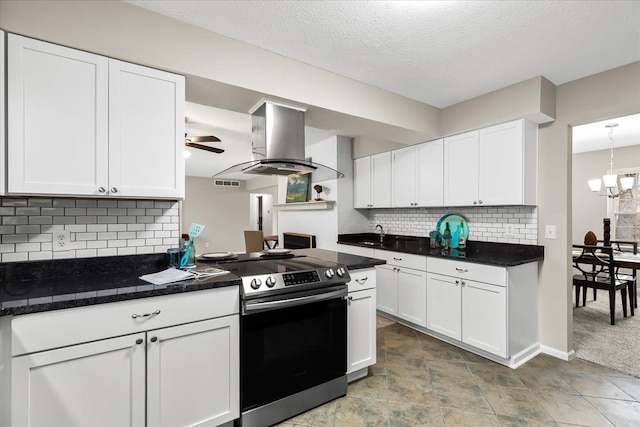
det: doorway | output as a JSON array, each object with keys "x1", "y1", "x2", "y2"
[{"x1": 249, "y1": 193, "x2": 274, "y2": 235}]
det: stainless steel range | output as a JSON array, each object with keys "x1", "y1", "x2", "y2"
[{"x1": 222, "y1": 255, "x2": 350, "y2": 427}]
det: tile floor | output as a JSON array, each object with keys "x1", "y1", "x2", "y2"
[{"x1": 280, "y1": 322, "x2": 640, "y2": 426}]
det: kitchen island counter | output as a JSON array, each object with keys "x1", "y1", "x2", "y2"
[
  {"x1": 293, "y1": 248, "x2": 386, "y2": 270},
  {"x1": 0, "y1": 253, "x2": 241, "y2": 316}
]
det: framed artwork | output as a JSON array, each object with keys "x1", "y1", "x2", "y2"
[{"x1": 286, "y1": 173, "x2": 311, "y2": 203}]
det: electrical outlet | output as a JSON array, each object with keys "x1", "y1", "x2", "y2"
[{"x1": 52, "y1": 230, "x2": 71, "y2": 251}]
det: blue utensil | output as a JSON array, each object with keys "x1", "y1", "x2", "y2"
[{"x1": 180, "y1": 223, "x2": 205, "y2": 267}]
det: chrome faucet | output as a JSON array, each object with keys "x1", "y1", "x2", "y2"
[{"x1": 375, "y1": 224, "x2": 385, "y2": 242}]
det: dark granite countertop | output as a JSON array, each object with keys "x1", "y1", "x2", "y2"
[
  {"x1": 0, "y1": 249, "x2": 385, "y2": 316},
  {"x1": 338, "y1": 233, "x2": 544, "y2": 267},
  {"x1": 0, "y1": 254, "x2": 241, "y2": 316}
]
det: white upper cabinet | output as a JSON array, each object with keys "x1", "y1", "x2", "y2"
[
  {"x1": 479, "y1": 119, "x2": 537, "y2": 205},
  {"x1": 7, "y1": 34, "x2": 185, "y2": 199},
  {"x1": 443, "y1": 130, "x2": 479, "y2": 206},
  {"x1": 0, "y1": 30, "x2": 5, "y2": 196},
  {"x1": 353, "y1": 156, "x2": 372, "y2": 208},
  {"x1": 353, "y1": 152, "x2": 391, "y2": 208},
  {"x1": 444, "y1": 119, "x2": 537, "y2": 207},
  {"x1": 8, "y1": 34, "x2": 110, "y2": 196},
  {"x1": 392, "y1": 139, "x2": 444, "y2": 207},
  {"x1": 109, "y1": 60, "x2": 185, "y2": 199}
]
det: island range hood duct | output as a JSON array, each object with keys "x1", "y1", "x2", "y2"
[{"x1": 214, "y1": 101, "x2": 344, "y2": 181}]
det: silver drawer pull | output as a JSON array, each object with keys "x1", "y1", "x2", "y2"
[
  {"x1": 131, "y1": 309, "x2": 161, "y2": 319},
  {"x1": 393, "y1": 257, "x2": 402, "y2": 261},
  {"x1": 455, "y1": 268, "x2": 468, "y2": 273},
  {"x1": 355, "y1": 277, "x2": 368, "y2": 284}
]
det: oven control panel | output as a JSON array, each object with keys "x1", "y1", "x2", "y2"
[{"x1": 241, "y1": 266, "x2": 350, "y2": 298}]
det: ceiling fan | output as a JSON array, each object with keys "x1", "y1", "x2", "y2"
[{"x1": 185, "y1": 133, "x2": 224, "y2": 154}]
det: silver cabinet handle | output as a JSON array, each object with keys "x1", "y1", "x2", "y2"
[
  {"x1": 98, "y1": 187, "x2": 106, "y2": 193},
  {"x1": 455, "y1": 268, "x2": 468, "y2": 273},
  {"x1": 478, "y1": 200, "x2": 483, "y2": 204},
  {"x1": 355, "y1": 277, "x2": 368, "y2": 284},
  {"x1": 110, "y1": 187, "x2": 118, "y2": 193},
  {"x1": 473, "y1": 200, "x2": 477, "y2": 205},
  {"x1": 150, "y1": 336, "x2": 158, "y2": 343},
  {"x1": 393, "y1": 257, "x2": 402, "y2": 261},
  {"x1": 131, "y1": 309, "x2": 161, "y2": 319},
  {"x1": 135, "y1": 338, "x2": 143, "y2": 345},
  {"x1": 455, "y1": 280, "x2": 460, "y2": 285},
  {"x1": 461, "y1": 281, "x2": 466, "y2": 286}
]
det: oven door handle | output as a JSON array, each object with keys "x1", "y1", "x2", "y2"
[{"x1": 243, "y1": 287, "x2": 347, "y2": 314}]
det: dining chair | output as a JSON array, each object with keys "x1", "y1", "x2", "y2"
[
  {"x1": 600, "y1": 240, "x2": 638, "y2": 309},
  {"x1": 244, "y1": 230, "x2": 265, "y2": 253},
  {"x1": 573, "y1": 244, "x2": 634, "y2": 325}
]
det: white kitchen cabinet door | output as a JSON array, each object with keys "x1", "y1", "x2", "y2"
[
  {"x1": 109, "y1": 59, "x2": 185, "y2": 199},
  {"x1": 347, "y1": 288, "x2": 377, "y2": 374},
  {"x1": 462, "y1": 280, "x2": 507, "y2": 358},
  {"x1": 0, "y1": 30, "x2": 6, "y2": 195},
  {"x1": 397, "y1": 267, "x2": 427, "y2": 327},
  {"x1": 147, "y1": 316, "x2": 239, "y2": 427},
  {"x1": 7, "y1": 34, "x2": 109, "y2": 196},
  {"x1": 426, "y1": 273, "x2": 462, "y2": 340},
  {"x1": 353, "y1": 156, "x2": 372, "y2": 208},
  {"x1": 375, "y1": 264, "x2": 397, "y2": 315},
  {"x1": 479, "y1": 120, "x2": 524, "y2": 205},
  {"x1": 444, "y1": 130, "x2": 479, "y2": 206},
  {"x1": 391, "y1": 145, "x2": 416, "y2": 207},
  {"x1": 371, "y1": 151, "x2": 391, "y2": 208},
  {"x1": 416, "y1": 139, "x2": 444, "y2": 206},
  {"x1": 12, "y1": 334, "x2": 146, "y2": 427}
]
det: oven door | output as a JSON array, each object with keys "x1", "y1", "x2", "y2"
[{"x1": 240, "y1": 285, "x2": 347, "y2": 413}]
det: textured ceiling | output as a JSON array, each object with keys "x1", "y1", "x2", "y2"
[{"x1": 128, "y1": 0, "x2": 640, "y2": 108}]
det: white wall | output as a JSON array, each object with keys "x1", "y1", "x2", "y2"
[{"x1": 572, "y1": 144, "x2": 640, "y2": 244}]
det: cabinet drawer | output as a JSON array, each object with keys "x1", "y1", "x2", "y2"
[
  {"x1": 347, "y1": 268, "x2": 376, "y2": 292},
  {"x1": 374, "y1": 249, "x2": 426, "y2": 271},
  {"x1": 427, "y1": 257, "x2": 506, "y2": 286},
  {"x1": 12, "y1": 286, "x2": 239, "y2": 356}
]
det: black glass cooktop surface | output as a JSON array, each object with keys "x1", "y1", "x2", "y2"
[{"x1": 217, "y1": 256, "x2": 342, "y2": 277}]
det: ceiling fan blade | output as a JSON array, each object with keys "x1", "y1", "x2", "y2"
[
  {"x1": 189, "y1": 135, "x2": 221, "y2": 143},
  {"x1": 186, "y1": 142, "x2": 224, "y2": 154}
]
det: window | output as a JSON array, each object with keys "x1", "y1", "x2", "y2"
[{"x1": 610, "y1": 169, "x2": 640, "y2": 241}]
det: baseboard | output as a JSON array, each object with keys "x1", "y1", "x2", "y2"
[
  {"x1": 540, "y1": 345, "x2": 575, "y2": 361},
  {"x1": 510, "y1": 343, "x2": 540, "y2": 368}
]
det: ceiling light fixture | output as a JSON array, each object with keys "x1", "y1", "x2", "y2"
[{"x1": 587, "y1": 123, "x2": 634, "y2": 198}]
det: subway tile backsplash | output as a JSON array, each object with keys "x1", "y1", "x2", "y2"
[
  {"x1": 0, "y1": 198, "x2": 180, "y2": 262},
  {"x1": 368, "y1": 206, "x2": 538, "y2": 245}
]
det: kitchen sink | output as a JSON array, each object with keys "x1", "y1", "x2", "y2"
[{"x1": 360, "y1": 241, "x2": 384, "y2": 247}]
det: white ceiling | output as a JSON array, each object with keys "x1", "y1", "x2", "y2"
[
  {"x1": 572, "y1": 113, "x2": 640, "y2": 154},
  {"x1": 128, "y1": 0, "x2": 640, "y2": 108},
  {"x1": 134, "y1": 1, "x2": 640, "y2": 175}
]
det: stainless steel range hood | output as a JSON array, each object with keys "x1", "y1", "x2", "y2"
[{"x1": 214, "y1": 101, "x2": 344, "y2": 181}]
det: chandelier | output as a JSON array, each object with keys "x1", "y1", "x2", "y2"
[{"x1": 587, "y1": 123, "x2": 634, "y2": 198}]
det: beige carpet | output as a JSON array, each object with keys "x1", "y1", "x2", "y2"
[
  {"x1": 375, "y1": 314, "x2": 396, "y2": 329},
  {"x1": 573, "y1": 288, "x2": 640, "y2": 378}
]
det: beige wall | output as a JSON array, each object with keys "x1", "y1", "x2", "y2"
[
  {"x1": 539, "y1": 62, "x2": 640, "y2": 354},
  {"x1": 183, "y1": 177, "x2": 252, "y2": 253},
  {"x1": 572, "y1": 145, "x2": 640, "y2": 244}
]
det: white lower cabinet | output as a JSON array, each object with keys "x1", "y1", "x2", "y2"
[
  {"x1": 12, "y1": 334, "x2": 146, "y2": 427},
  {"x1": 426, "y1": 257, "x2": 538, "y2": 363},
  {"x1": 7, "y1": 287, "x2": 239, "y2": 427},
  {"x1": 347, "y1": 268, "x2": 377, "y2": 381},
  {"x1": 426, "y1": 273, "x2": 506, "y2": 357},
  {"x1": 374, "y1": 250, "x2": 427, "y2": 327}
]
